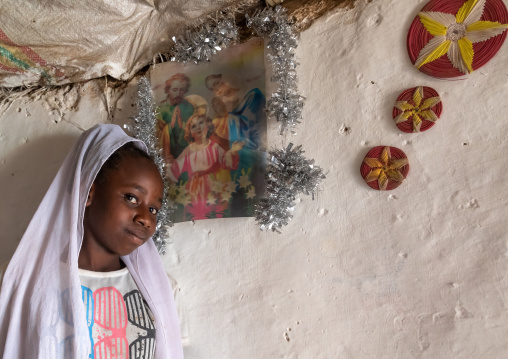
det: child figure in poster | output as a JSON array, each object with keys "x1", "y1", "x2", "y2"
[{"x1": 168, "y1": 114, "x2": 244, "y2": 220}]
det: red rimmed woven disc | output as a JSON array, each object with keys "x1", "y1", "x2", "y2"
[
  {"x1": 407, "y1": 0, "x2": 508, "y2": 78},
  {"x1": 392, "y1": 86, "x2": 443, "y2": 133},
  {"x1": 360, "y1": 146, "x2": 410, "y2": 191}
]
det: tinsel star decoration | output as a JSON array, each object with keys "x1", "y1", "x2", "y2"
[
  {"x1": 247, "y1": 6, "x2": 304, "y2": 135},
  {"x1": 126, "y1": 76, "x2": 173, "y2": 254},
  {"x1": 255, "y1": 143, "x2": 326, "y2": 232},
  {"x1": 170, "y1": 14, "x2": 239, "y2": 64}
]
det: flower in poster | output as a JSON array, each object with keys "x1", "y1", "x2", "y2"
[
  {"x1": 207, "y1": 193, "x2": 217, "y2": 206},
  {"x1": 168, "y1": 183, "x2": 179, "y2": 198},
  {"x1": 225, "y1": 180, "x2": 237, "y2": 193},
  {"x1": 363, "y1": 147, "x2": 409, "y2": 191},
  {"x1": 394, "y1": 87, "x2": 441, "y2": 132},
  {"x1": 221, "y1": 190, "x2": 233, "y2": 202},
  {"x1": 415, "y1": 0, "x2": 508, "y2": 74},
  {"x1": 174, "y1": 184, "x2": 191, "y2": 205},
  {"x1": 237, "y1": 169, "x2": 252, "y2": 189},
  {"x1": 210, "y1": 179, "x2": 224, "y2": 194},
  {"x1": 246, "y1": 186, "x2": 256, "y2": 199}
]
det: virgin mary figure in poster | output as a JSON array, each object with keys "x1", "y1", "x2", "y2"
[{"x1": 151, "y1": 38, "x2": 266, "y2": 223}]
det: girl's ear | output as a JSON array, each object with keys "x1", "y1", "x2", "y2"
[{"x1": 86, "y1": 183, "x2": 96, "y2": 207}]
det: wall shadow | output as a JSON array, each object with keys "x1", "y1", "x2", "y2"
[{"x1": 0, "y1": 133, "x2": 79, "y2": 264}]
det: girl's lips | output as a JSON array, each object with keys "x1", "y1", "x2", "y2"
[{"x1": 125, "y1": 228, "x2": 147, "y2": 245}]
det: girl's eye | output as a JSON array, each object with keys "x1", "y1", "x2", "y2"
[
  {"x1": 149, "y1": 207, "x2": 159, "y2": 215},
  {"x1": 125, "y1": 194, "x2": 138, "y2": 204}
]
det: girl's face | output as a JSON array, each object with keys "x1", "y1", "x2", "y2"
[
  {"x1": 190, "y1": 117, "x2": 207, "y2": 142},
  {"x1": 83, "y1": 156, "x2": 164, "y2": 257}
]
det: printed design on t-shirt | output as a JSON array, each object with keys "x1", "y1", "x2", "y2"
[
  {"x1": 60, "y1": 287, "x2": 74, "y2": 326},
  {"x1": 93, "y1": 287, "x2": 129, "y2": 358},
  {"x1": 124, "y1": 290, "x2": 156, "y2": 358},
  {"x1": 81, "y1": 285, "x2": 95, "y2": 357},
  {"x1": 40, "y1": 288, "x2": 66, "y2": 357},
  {"x1": 43, "y1": 287, "x2": 91, "y2": 358},
  {"x1": 79, "y1": 284, "x2": 156, "y2": 359}
]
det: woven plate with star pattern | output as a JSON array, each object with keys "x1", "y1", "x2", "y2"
[
  {"x1": 393, "y1": 86, "x2": 443, "y2": 133},
  {"x1": 360, "y1": 146, "x2": 410, "y2": 191},
  {"x1": 407, "y1": 0, "x2": 508, "y2": 78}
]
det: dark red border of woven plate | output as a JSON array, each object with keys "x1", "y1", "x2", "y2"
[
  {"x1": 392, "y1": 86, "x2": 443, "y2": 133},
  {"x1": 407, "y1": 0, "x2": 508, "y2": 78},
  {"x1": 360, "y1": 146, "x2": 410, "y2": 190}
]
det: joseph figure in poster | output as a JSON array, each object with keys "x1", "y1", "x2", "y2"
[{"x1": 156, "y1": 73, "x2": 195, "y2": 161}]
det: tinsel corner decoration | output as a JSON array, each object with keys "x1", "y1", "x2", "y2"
[
  {"x1": 360, "y1": 146, "x2": 410, "y2": 191},
  {"x1": 127, "y1": 77, "x2": 173, "y2": 254},
  {"x1": 170, "y1": 13, "x2": 239, "y2": 64},
  {"x1": 393, "y1": 86, "x2": 442, "y2": 133},
  {"x1": 247, "y1": 6, "x2": 304, "y2": 136},
  {"x1": 407, "y1": 0, "x2": 508, "y2": 78},
  {"x1": 255, "y1": 143, "x2": 326, "y2": 232},
  {"x1": 165, "y1": 5, "x2": 304, "y2": 136}
]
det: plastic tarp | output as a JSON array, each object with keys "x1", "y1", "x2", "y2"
[{"x1": 0, "y1": 0, "x2": 252, "y2": 87}]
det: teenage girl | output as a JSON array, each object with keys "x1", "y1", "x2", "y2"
[{"x1": 0, "y1": 124, "x2": 183, "y2": 358}]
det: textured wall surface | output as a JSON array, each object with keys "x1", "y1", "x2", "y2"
[{"x1": 1, "y1": 0, "x2": 508, "y2": 358}]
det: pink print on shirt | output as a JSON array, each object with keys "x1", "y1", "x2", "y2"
[{"x1": 93, "y1": 287, "x2": 129, "y2": 358}]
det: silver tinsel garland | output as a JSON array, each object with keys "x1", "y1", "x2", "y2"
[
  {"x1": 170, "y1": 14, "x2": 238, "y2": 64},
  {"x1": 247, "y1": 6, "x2": 324, "y2": 231},
  {"x1": 126, "y1": 76, "x2": 172, "y2": 254},
  {"x1": 132, "y1": 4, "x2": 324, "y2": 234},
  {"x1": 247, "y1": 6, "x2": 304, "y2": 136},
  {"x1": 255, "y1": 143, "x2": 325, "y2": 232}
]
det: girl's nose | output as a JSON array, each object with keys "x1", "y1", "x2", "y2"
[{"x1": 134, "y1": 208, "x2": 152, "y2": 227}]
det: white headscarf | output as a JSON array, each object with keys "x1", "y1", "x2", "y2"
[{"x1": 0, "y1": 124, "x2": 184, "y2": 359}]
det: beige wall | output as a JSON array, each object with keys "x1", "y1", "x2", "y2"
[{"x1": 1, "y1": 0, "x2": 508, "y2": 357}]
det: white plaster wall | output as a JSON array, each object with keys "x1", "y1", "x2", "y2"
[{"x1": 1, "y1": 0, "x2": 508, "y2": 357}]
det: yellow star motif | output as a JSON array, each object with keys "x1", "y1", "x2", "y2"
[
  {"x1": 394, "y1": 87, "x2": 441, "y2": 132},
  {"x1": 415, "y1": 0, "x2": 508, "y2": 74},
  {"x1": 364, "y1": 147, "x2": 408, "y2": 191}
]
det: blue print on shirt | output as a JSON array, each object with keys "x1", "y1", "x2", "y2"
[{"x1": 81, "y1": 285, "x2": 94, "y2": 358}]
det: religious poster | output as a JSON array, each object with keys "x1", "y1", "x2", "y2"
[{"x1": 150, "y1": 38, "x2": 266, "y2": 223}]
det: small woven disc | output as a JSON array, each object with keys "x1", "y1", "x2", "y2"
[
  {"x1": 360, "y1": 146, "x2": 410, "y2": 191},
  {"x1": 407, "y1": 0, "x2": 508, "y2": 78},
  {"x1": 393, "y1": 86, "x2": 443, "y2": 133}
]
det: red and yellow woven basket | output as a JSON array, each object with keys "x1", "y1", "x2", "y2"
[{"x1": 407, "y1": 0, "x2": 508, "y2": 78}]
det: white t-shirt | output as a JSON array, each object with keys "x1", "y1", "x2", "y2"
[
  {"x1": 0, "y1": 261, "x2": 189, "y2": 353},
  {"x1": 79, "y1": 267, "x2": 156, "y2": 359}
]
